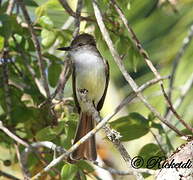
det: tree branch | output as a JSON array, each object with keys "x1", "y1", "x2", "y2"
[
  {"x1": 167, "y1": 24, "x2": 193, "y2": 111},
  {"x1": 16, "y1": 0, "x2": 50, "y2": 98},
  {"x1": 166, "y1": 71, "x2": 193, "y2": 121},
  {"x1": 58, "y1": 0, "x2": 94, "y2": 22},
  {"x1": 0, "y1": 121, "x2": 29, "y2": 147},
  {"x1": 0, "y1": 170, "x2": 20, "y2": 180},
  {"x1": 73, "y1": 0, "x2": 83, "y2": 38}
]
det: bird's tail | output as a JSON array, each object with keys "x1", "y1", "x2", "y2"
[{"x1": 71, "y1": 112, "x2": 97, "y2": 161}]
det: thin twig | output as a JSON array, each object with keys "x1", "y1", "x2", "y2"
[
  {"x1": 58, "y1": 0, "x2": 94, "y2": 22},
  {"x1": 52, "y1": 58, "x2": 72, "y2": 100},
  {"x1": 14, "y1": 143, "x2": 30, "y2": 180},
  {"x1": 92, "y1": 0, "x2": 184, "y2": 137},
  {"x1": 166, "y1": 71, "x2": 193, "y2": 121},
  {"x1": 1, "y1": 51, "x2": 12, "y2": 120},
  {"x1": 73, "y1": 0, "x2": 83, "y2": 38},
  {"x1": 165, "y1": 0, "x2": 178, "y2": 13},
  {"x1": 21, "y1": 141, "x2": 65, "y2": 179},
  {"x1": 6, "y1": 0, "x2": 15, "y2": 15},
  {"x1": 16, "y1": 0, "x2": 50, "y2": 98},
  {"x1": 167, "y1": 24, "x2": 193, "y2": 111},
  {"x1": 150, "y1": 129, "x2": 166, "y2": 155},
  {"x1": 161, "y1": 84, "x2": 193, "y2": 133},
  {"x1": 0, "y1": 121, "x2": 29, "y2": 147},
  {"x1": 12, "y1": 35, "x2": 47, "y2": 97}
]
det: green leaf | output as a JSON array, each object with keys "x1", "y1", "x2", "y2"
[
  {"x1": 63, "y1": 120, "x2": 77, "y2": 149},
  {"x1": 41, "y1": 29, "x2": 57, "y2": 48},
  {"x1": 23, "y1": 0, "x2": 38, "y2": 7},
  {"x1": 77, "y1": 160, "x2": 94, "y2": 173},
  {"x1": 36, "y1": 126, "x2": 58, "y2": 141},
  {"x1": 43, "y1": 53, "x2": 62, "y2": 62},
  {"x1": 0, "y1": 36, "x2": 4, "y2": 51},
  {"x1": 180, "y1": 128, "x2": 193, "y2": 136},
  {"x1": 110, "y1": 112, "x2": 149, "y2": 141},
  {"x1": 48, "y1": 62, "x2": 62, "y2": 87},
  {"x1": 39, "y1": 15, "x2": 54, "y2": 29},
  {"x1": 61, "y1": 163, "x2": 78, "y2": 180},
  {"x1": 35, "y1": 6, "x2": 46, "y2": 18},
  {"x1": 138, "y1": 143, "x2": 165, "y2": 169},
  {"x1": 0, "y1": 15, "x2": 19, "y2": 38}
]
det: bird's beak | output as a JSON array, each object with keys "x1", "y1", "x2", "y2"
[{"x1": 57, "y1": 46, "x2": 71, "y2": 51}]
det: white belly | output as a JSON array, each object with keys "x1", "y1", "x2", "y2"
[{"x1": 71, "y1": 50, "x2": 106, "y2": 111}]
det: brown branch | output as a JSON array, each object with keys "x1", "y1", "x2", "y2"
[
  {"x1": 166, "y1": 71, "x2": 193, "y2": 121},
  {"x1": 167, "y1": 24, "x2": 193, "y2": 112},
  {"x1": 6, "y1": 0, "x2": 15, "y2": 15},
  {"x1": 14, "y1": 143, "x2": 30, "y2": 180},
  {"x1": 58, "y1": 0, "x2": 94, "y2": 22},
  {"x1": 73, "y1": 0, "x2": 83, "y2": 38},
  {"x1": 161, "y1": 84, "x2": 193, "y2": 133},
  {"x1": 165, "y1": 0, "x2": 178, "y2": 13},
  {"x1": 52, "y1": 57, "x2": 72, "y2": 99},
  {"x1": 16, "y1": 0, "x2": 50, "y2": 98},
  {"x1": 0, "y1": 121, "x2": 29, "y2": 147}
]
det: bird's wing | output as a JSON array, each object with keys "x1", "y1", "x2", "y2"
[
  {"x1": 72, "y1": 63, "x2": 81, "y2": 113},
  {"x1": 97, "y1": 59, "x2": 109, "y2": 111}
]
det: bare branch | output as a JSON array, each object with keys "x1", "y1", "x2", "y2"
[
  {"x1": 167, "y1": 24, "x2": 193, "y2": 109},
  {"x1": 6, "y1": 0, "x2": 15, "y2": 15},
  {"x1": 0, "y1": 121, "x2": 29, "y2": 147},
  {"x1": 16, "y1": 0, "x2": 50, "y2": 98},
  {"x1": 52, "y1": 58, "x2": 72, "y2": 99},
  {"x1": 73, "y1": 0, "x2": 83, "y2": 38},
  {"x1": 14, "y1": 143, "x2": 30, "y2": 180},
  {"x1": 166, "y1": 71, "x2": 193, "y2": 121},
  {"x1": 92, "y1": 0, "x2": 184, "y2": 137},
  {"x1": 0, "y1": 170, "x2": 20, "y2": 180},
  {"x1": 58, "y1": 0, "x2": 94, "y2": 22}
]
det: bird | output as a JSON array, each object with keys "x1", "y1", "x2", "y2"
[{"x1": 58, "y1": 33, "x2": 109, "y2": 161}]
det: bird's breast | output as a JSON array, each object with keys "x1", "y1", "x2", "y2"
[{"x1": 72, "y1": 50, "x2": 106, "y2": 109}]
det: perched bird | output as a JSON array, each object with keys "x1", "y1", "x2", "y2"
[{"x1": 58, "y1": 33, "x2": 109, "y2": 161}]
